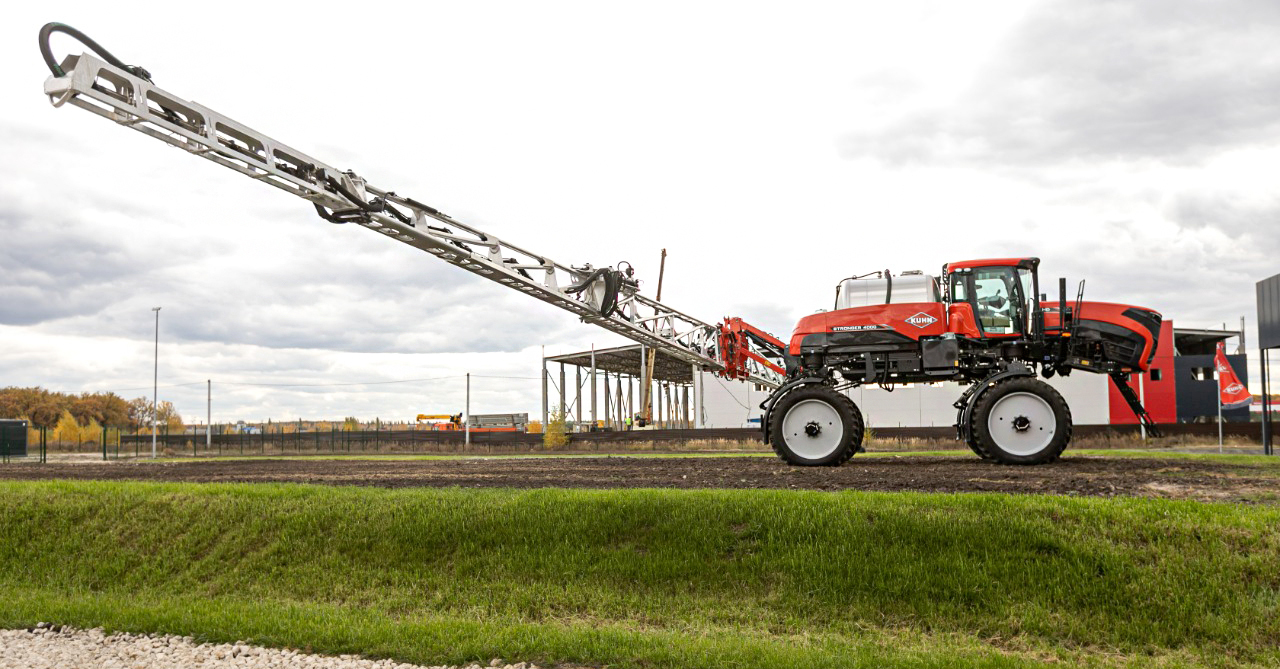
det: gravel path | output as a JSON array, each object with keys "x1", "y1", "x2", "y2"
[{"x1": 0, "y1": 624, "x2": 544, "y2": 669}]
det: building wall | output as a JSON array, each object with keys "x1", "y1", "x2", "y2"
[
  {"x1": 697, "y1": 368, "x2": 1111, "y2": 429},
  {"x1": 1107, "y1": 320, "x2": 1177, "y2": 424},
  {"x1": 1174, "y1": 354, "x2": 1250, "y2": 422},
  {"x1": 699, "y1": 373, "x2": 773, "y2": 428}
]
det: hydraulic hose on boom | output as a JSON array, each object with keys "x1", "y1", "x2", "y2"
[{"x1": 37, "y1": 22, "x2": 785, "y2": 390}]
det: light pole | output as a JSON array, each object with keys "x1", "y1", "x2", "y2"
[{"x1": 152, "y1": 306, "x2": 161, "y2": 459}]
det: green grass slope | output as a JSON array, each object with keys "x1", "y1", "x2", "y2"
[{"x1": 1, "y1": 482, "x2": 1277, "y2": 668}]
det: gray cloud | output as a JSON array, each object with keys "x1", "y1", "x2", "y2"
[
  {"x1": 842, "y1": 0, "x2": 1280, "y2": 169},
  {"x1": 1166, "y1": 192, "x2": 1280, "y2": 241},
  {"x1": 12, "y1": 211, "x2": 577, "y2": 354},
  {"x1": 0, "y1": 205, "x2": 179, "y2": 325},
  {"x1": 982, "y1": 211, "x2": 1272, "y2": 330}
]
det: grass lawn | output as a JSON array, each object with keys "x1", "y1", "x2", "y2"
[{"x1": 1, "y1": 482, "x2": 1278, "y2": 668}]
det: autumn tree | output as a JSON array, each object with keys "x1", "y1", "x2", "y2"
[
  {"x1": 27, "y1": 400, "x2": 62, "y2": 431},
  {"x1": 69, "y1": 395, "x2": 103, "y2": 426},
  {"x1": 128, "y1": 397, "x2": 153, "y2": 432},
  {"x1": 0, "y1": 390, "x2": 21, "y2": 419},
  {"x1": 157, "y1": 401, "x2": 185, "y2": 433},
  {"x1": 98, "y1": 393, "x2": 130, "y2": 428},
  {"x1": 2, "y1": 387, "x2": 131, "y2": 428}
]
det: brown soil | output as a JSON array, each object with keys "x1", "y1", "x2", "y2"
[{"x1": 1, "y1": 454, "x2": 1278, "y2": 503}]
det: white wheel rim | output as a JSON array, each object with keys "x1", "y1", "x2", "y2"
[
  {"x1": 781, "y1": 399, "x2": 845, "y2": 460},
  {"x1": 986, "y1": 392, "x2": 1056, "y2": 456}
]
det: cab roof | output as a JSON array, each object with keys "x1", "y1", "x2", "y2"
[{"x1": 945, "y1": 257, "x2": 1039, "y2": 271}]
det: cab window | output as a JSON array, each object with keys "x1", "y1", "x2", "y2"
[
  {"x1": 949, "y1": 274, "x2": 968, "y2": 302},
  {"x1": 972, "y1": 267, "x2": 1022, "y2": 335},
  {"x1": 1016, "y1": 268, "x2": 1035, "y2": 321}
]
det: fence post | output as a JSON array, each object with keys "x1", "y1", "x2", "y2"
[{"x1": 102, "y1": 426, "x2": 107, "y2": 461}]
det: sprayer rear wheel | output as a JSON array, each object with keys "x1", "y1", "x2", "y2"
[{"x1": 971, "y1": 377, "x2": 1072, "y2": 465}]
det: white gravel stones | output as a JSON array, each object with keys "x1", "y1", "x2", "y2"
[{"x1": 0, "y1": 624, "x2": 541, "y2": 669}]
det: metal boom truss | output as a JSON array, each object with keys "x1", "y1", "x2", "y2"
[{"x1": 43, "y1": 51, "x2": 784, "y2": 389}]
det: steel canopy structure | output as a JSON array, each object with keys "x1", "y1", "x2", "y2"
[{"x1": 541, "y1": 345, "x2": 705, "y2": 432}]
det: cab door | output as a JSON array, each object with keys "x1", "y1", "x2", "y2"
[{"x1": 949, "y1": 266, "x2": 1031, "y2": 337}]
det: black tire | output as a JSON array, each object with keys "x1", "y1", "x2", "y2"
[
  {"x1": 965, "y1": 435, "x2": 995, "y2": 460},
  {"x1": 970, "y1": 377, "x2": 1072, "y2": 465},
  {"x1": 769, "y1": 385, "x2": 863, "y2": 466}
]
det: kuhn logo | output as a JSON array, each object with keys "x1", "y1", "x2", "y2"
[
  {"x1": 1225, "y1": 383, "x2": 1244, "y2": 394},
  {"x1": 905, "y1": 312, "x2": 938, "y2": 328}
]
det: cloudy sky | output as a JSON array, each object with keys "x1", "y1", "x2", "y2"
[{"x1": 2, "y1": 0, "x2": 1277, "y2": 424}]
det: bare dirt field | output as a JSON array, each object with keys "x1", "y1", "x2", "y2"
[{"x1": 2, "y1": 454, "x2": 1279, "y2": 503}]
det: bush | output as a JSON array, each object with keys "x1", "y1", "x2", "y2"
[{"x1": 542, "y1": 409, "x2": 569, "y2": 450}]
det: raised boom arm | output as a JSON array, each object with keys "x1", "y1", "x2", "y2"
[{"x1": 39, "y1": 26, "x2": 784, "y2": 389}]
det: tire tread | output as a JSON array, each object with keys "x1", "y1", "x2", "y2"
[
  {"x1": 768, "y1": 385, "x2": 864, "y2": 466},
  {"x1": 969, "y1": 377, "x2": 1072, "y2": 465}
]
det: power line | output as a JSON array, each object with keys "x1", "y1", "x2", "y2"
[
  {"x1": 219, "y1": 375, "x2": 462, "y2": 388},
  {"x1": 75, "y1": 372, "x2": 546, "y2": 396},
  {"x1": 100, "y1": 381, "x2": 207, "y2": 393}
]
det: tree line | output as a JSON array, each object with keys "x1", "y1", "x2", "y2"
[{"x1": 0, "y1": 386, "x2": 184, "y2": 433}]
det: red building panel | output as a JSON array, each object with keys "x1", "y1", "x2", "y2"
[{"x1": 1108, "y1": 320, "x2": 1177, "y2": 424}]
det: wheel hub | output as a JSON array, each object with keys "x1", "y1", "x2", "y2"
[
  {"x1": 985, "y1": 391, "x2": 1056, "y2": 456},
  {"x1": 780, "y1": 398, "x2": 846, "y2": 460}
]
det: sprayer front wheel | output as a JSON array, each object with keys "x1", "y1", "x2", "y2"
[{"x1": 769, "y1": 385, "x2": 863, "y2": 466}]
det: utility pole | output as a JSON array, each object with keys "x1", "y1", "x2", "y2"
[
  {"x1": 465, "y1": 372, "x2": 471, "y2": 447},
  {"x1": 644, "y1": 249, "x2": 667, "y2": 423},
  {"x1": 1217, "y1": 366, "x2": 1224, "y2": 453},
  {"x1": 590, "y1": 344, "x2": 597, "y2": 430},
  {"x1": 540, "y1": 346, "x2": 548, "y2": 432},
  {"x1": 151, "y1": 306, "x2": 161, "y2": 459},
  {"x1": 206, "y1": 379, "x2": 212, "y2": 452}
]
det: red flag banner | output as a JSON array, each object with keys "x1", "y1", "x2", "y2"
[{"x1": 1215, "y1": 342, "x2": 1252, "y2": 410}]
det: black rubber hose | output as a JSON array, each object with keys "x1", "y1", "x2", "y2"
[
  {"x1": 564, "y1": 268, "x2": 609, "y2": 294},
  {"x1": 564, "y1": 268, "x2": 620, "y2": 317},
  {"x1": 599, "y1": 271, "x2": 619, "y2": 318},
  {"x1": 324, "y1": 175, "x2": 380, "y2": 212},
  {"x1": 39, "y1": 22, "x2": 152, "y2": 82}
]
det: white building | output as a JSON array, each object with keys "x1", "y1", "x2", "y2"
[{"x1": 695, "y1": 369, "x2": 1109, "y2": 429}]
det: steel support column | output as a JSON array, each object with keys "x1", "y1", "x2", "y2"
[
  {"x1": 1263, "y1": 347, "x2": 1272, "y2": 455},
  {"x1": 638, "y1": 345, "x2": 647, "y2": 423},
  {"x1": 603, "y1": 373, "x2": 611, "y2": 431},
  {"x1": 682, "y1": 384, "x2": 689, "y2": 428},
  {"x1": 541, "y1": 347, "x2": 548, "y2": 431},
  {"x1": 590, "y1": 345, "x2": 597, "y2": 430}
]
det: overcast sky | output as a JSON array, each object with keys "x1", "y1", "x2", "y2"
[{"x1": 2, "y1": 0, "x2": 1277, "y2": 424}]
